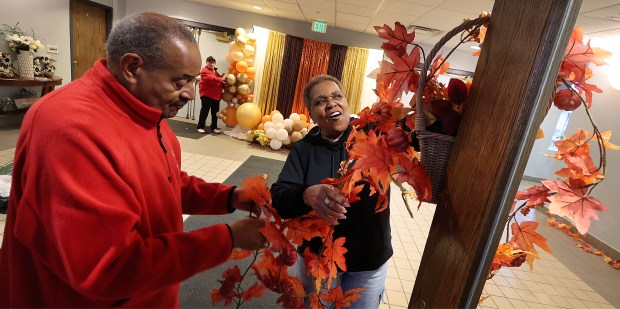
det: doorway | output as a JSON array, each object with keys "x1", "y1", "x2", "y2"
[{"x1": 70, "y1": 0, "x2": 111, "y2": 80}]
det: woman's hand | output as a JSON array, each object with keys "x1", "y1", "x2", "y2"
[
  {"x1": 230, "y1": 187, "x2": 267, "y2": 216},
  {"x1": 303, "y1": 184, "x2": 350, "y2": 225}
]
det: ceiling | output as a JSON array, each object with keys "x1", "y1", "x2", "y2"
[{"x1": 190, "y1": 0, "x2": 620, "y2": 49}]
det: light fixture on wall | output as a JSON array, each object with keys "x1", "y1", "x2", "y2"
[{"x1": 252, "y1": 5, "x2": 262, "y2": 10}]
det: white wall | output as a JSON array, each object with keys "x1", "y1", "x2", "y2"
[{"x1": 0, "y1": 0, "x2": 71, "y2": 98}]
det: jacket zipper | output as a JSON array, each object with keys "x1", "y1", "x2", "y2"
[{"x1": 156, "y1": 118, "x2": 172, "y2": 183}]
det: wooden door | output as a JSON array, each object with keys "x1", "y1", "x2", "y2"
[{"x1": 70, "y1": 0, "x2": 109, "y2": 79}]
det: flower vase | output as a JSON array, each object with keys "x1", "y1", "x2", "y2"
[{"x1": 16, "y1": 50, "x2": 34, "y2": 78}]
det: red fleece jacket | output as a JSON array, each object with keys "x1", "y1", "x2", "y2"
[
  {"x1": 199, "y1": 66, "x2": 223, "y2": 100},
  {"x1": 0, "y1": 59, "x2": 235, "y2": 307}
]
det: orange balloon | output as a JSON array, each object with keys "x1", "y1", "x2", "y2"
[
  {"x1": 299, "y1": 114, "x2": 308, "y2": 122},
  {"x1": 236, "y1": 94, "x2": 243, "y2": 100},
  {"x1": 257, "y1": 123, "x2": 264, "y2": 130},
  {"x1": 222, "y1": 106, "x2": 238, "y2": 127},
  {"x1": 261, "y1": 115, "x2": 272, "y2": 123},
  {"x1": 228, "y1": 64, "x2": 235, "y2": 72},
  {"x1": 235, "y1": 61, "x2": 248, "y2": 73},
  {"x1": 270, "y1": 110, "x2": 280, "y2": 116},
  {"x1": 246, "y1": 67, "x2": 256, "y2": 79},
  {"x1": 247, "y1": 94, "x2": 254, "y2": 100},
  {"x1": 302, "y1": 120, "x2": 308, "y2": 128},
  {"x1": 232, "y1": 70, "x2": 239, "y2": 76}
]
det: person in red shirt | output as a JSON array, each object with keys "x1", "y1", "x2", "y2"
[
  {"x1": 197, "y1": 56, "x2": 224, "y2": 134},
  {"x1": 0, "y1": 12, "x2": 266, "y2": 307}
]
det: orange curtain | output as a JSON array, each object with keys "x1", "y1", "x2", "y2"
[{"x1": 291, "y1": 39, "x2": 331, "y2": 117}]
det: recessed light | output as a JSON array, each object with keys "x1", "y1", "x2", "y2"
[
  {"x1": 605, "y1": 16, "x2": 620, "y2": 21},
  {"x1": 252, "y1": 5, "x2": 263, "y2": 10},
  {"x1": 470, "y1": 45, "x2": 481, "y2": 50}
]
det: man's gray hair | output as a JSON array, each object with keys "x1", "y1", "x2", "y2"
[
  {"x1": 106, "y1": 12, "x2": 196, "y2": 69},
  {"x1": 302, "y1": 74, "x2": 344, "y2": 111}
]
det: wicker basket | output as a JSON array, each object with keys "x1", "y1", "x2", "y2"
[{"x1": 415, "y1": 16, "x2": 490, "y2": 204}]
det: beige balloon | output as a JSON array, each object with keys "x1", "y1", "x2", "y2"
[
  {"x1": 243, "y1": 58, "x2": 254, "y2": 67},
  {"x1": 237, "y1": 73, "x2": 249, "y2": 84},
  {"x1": 235, "y1": 27, "x2": 247, "y2": 38},
  {"x1": 290, "y1": 131, "x2": 303, "y2": 142},
  {"x1": 236, "y1": 35, "x2": 247, "y2": 47},
  {"x1": 229, "y1": 41, "x2": 241, "y2": 52},
  {"x1": 231, "y1": 51, "x2": 244, "y2": 62},
  {"x1": 242, "y1": 44, "x2": 255, "y2": 56},
  {"x1": 237, "y1": 84, "x2": 250, "y2": 95},
  {"x1": 225, "y1": 73, "x2": 237, "y2": 85}
]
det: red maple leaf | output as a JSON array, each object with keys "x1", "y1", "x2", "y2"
[
  {"x1": 276, "y1": 276, "x2": 306, "y2": 308},
  {"x1": 377, "y1": 45, "x2": 421, "y2": 102},
  {"x1": 252, "y1": 250, "x2": 286, "y2": 293},
  {"x1": 348, "y1": 131, "x2": 394, "y2": 195},
  {"x1": 510, "y1": 221, "x2": 551, "y2": 270},
  {"x1": 394, "y1": 154, "x2": 432, "y2": 203},
  {"x1": 303, "y1": 248, "x2": 329, "y2": 293},
  {"x1": 543, "y1": 180, "x2": 608, "y2": 234},
  {"x1": 323, "y1": 236, "x2": 348, "y2": 285},
  {"x1": 515, "y1": 185, "x2": 550, "y2": 207},
  {"x1": 374, "y1": 22, "x2": 416, "y2": 53},
  {"x1": 320, "y1": 286, "x2": 365, "y2": 309}
]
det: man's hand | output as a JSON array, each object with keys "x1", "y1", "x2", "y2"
[
  {"x1": 303, "y1": 184, "x2": 349, "y2": 225},
  {"x1": 229, "y1": 218, "x2": 266, "y2": 250},
  {"x1": 230, "y1": 187, "x2": 268, "y2": 215}
]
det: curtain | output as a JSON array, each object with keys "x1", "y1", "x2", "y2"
[
  {"x1": 327, "y1": 44, "x2": 348, "y2": 81},
  {"x1": 256, "y1": 30, "x2": 285, "y2": 115},
  {"x1": 359, "y1": 48, "x2": 385, "y2": 112},
  {"x1": 290, "y1": 39, "x2": 331, "y2": 117},
  {"x1": 275, "y1": 35, "x2": 304, "y2": 117},
  {"x1": 340, "y1": 47, "x2": 369, "y2": 114},
  {"x1": 251, "y1": 26, "x2": 271, "y2": 110}
]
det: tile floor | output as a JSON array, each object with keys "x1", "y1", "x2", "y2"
[{"x1": 1, "y1": 120, "x2": 619, "y2": 308}]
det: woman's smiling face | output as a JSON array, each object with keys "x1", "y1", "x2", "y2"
[{"x1": 309, "y1": 80, "x2": 350, "y2": 140}]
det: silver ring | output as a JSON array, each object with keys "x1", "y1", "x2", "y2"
[{"x1": 324, "y1": 197, "x2": 331, "y2": 205}]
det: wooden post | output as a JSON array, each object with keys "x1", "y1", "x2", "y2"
[{"x1": 409, "y1": 0, "x2": 581, "y2": 308}]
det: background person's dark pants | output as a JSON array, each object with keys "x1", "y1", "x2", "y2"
[{"x1": 197, "y1": 96, "x2": 220, "y2": 130}]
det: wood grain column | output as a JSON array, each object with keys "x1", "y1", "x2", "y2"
[{"x1": 409, "y1": 0, "x2": 581, "y2": 308}]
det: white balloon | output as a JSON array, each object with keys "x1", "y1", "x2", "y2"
[
  {"x1": 243, "y1": 44, "x2": 255, "y2": 56},
  {"x1": 282, "y1": 136, "x2": 291, "y2": 145},
  {"x1": 230, "y1": 41, "x2": 241, "y2": 52},
  {"x1": 232, "y1": 97, "x2": 238, "y2": 104},
  {"x1": 235, "y1": 28, "x2": 247, "y2": 38},
  {"x1": 270, "y1": 139, "x2": 282, "y2": 150},
  {"x1": 289, "y1": 113, "x2": 300, "y2": 122},
  {"x1": 247, "y1": 32, "x2": 257, "y2": 43},
  {"x1": 243, "y1": 58, "x2": 254, "y2": 67},
  {"x1": 276, "y1": 128, "x2": 289, "y2": 141},
  {"x1": 266, "y1": 128, "x2": 277, "y2": 139},
  {"x1": 283, "y1": 118, "x2": 293, "y2": 127},
  {"x1": 272, "y1": 113, "x2": 284, "y2": 123},
  {"x1": 228, "y1": 103, "x2": 235, "y2": 108},
  {"x1": 231, "y1": 51, "x2": 244, "y2": 62},
  {"x1": 274, "y1": 122, "x2": 284, "y2": 131},
  {"x1": 301, "y1": 128, "x2": 308, "y2": 137},
  {"x1": 263, "y1": 121, "x2": 274, "y2": 130}
]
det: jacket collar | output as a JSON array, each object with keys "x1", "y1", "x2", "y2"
[{"x1": 82, "y1": 59, "x2": 164, "y2": 126}]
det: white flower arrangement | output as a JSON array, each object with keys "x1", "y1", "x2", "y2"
[{"x1": 1, "y1": 23, "x2": 44, "y2": 54}]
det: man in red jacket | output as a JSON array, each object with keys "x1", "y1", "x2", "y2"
[
  {"x1": 0, "y1": 12, "x2": 266, "y2": 307},
  {"x1": 197, "y1": 56, "x2": 224, "y2": 134}
]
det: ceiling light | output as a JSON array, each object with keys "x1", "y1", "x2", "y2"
[
  {"x1": 470, "y1": 45, "x2": 481, "y2": 50},
  {"x1": 605, "y1": 16, "x2": 620, "y2": 21},
  {"x1": 252, "y1": 5, "x2": 263, "y2": 10}
]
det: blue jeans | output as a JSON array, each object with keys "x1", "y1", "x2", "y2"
[{"x1": 297, "y1": 253, "x2": 388, "y2": 308}]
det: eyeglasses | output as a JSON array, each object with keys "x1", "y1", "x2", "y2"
[{"x1": 312, "y1": 92, "x2": 345, "y2": 106}]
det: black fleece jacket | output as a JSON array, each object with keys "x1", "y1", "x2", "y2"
[{"x1": 270, "y1": 125, "x2": 392, "y2": 272}]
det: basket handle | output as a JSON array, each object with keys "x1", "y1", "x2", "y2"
[{"x1": 414, "y1": 16, "x2": 491, "y2": 132}]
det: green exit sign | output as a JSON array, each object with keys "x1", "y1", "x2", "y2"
[{"x1": 312, "y1": 20, "x2": 327, "y2": 33}]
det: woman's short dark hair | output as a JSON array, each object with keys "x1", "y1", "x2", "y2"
[
  {"x1": 302, "y1": 75, "x2": 344, "y2": 111},
  {"x1": 106, "y1": 12, "x2": 196, "y2": 70}
]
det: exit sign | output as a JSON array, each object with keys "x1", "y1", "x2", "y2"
[{"x1": 312, "y1": 20, "x2": 327, "y2": 33}]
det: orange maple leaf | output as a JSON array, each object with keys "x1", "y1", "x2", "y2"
[
  {"x1": 241, "y1": 283, "x2": 267, "y2": 303},
  {"x1": 276, "y1": 276, "x2": 306, "y2": 309},
  {"x1": 303, "y1": 248, "x2": 330, "y2": 293},
  {"x1": 550, "y1": 129, "x2": 591, "y2": 160},
  {"x1": 252, "y1": 250, "x2": 287, "y2": 293},
  {"x1": 515, "y1": 185, "x2": 550, "y2": 207},
  {"x1": 348, "y1": 131, "x2": 394, "y2": 195},
  {"x1": 543, "y1": 180, "x2": 608, "y2": 235},
  {"x1": 323, "y1": 236, "x2": 348, "y2": 286},
  {"x1": 510, "y1": 221, "x2": 551, "y2": 270},
  {"x1": 556, "y1": 152, "x2": 604, "y2": 185},
  {"x1": 319, "y1": 286, "x2": 365, "y2": 309},
  {"x1": 239, "y1": 174, "x2": 271, "y2": 206},
  {"x1": 259, "y1": 220, "x2": 290, "y2": 252},
  {"x1": 285, "y1": 215, "x2": 330, "y2": 246},
  {"x1": 230, "y1": 248, "x2": 252, "y2": 260},
  {"x1": 394, "y1": 154, "x2": 432, "y2": 203},
  {"x1": 374, "y1": 22, "x2": 416, "y2": 53},
  {"x1": 590, "y1": 130, "x2": 620, "y2": 150}
]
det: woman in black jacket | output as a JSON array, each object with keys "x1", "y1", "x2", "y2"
[{"x1": 271, "y1": 75, "x2": 391, "y2": 308}]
